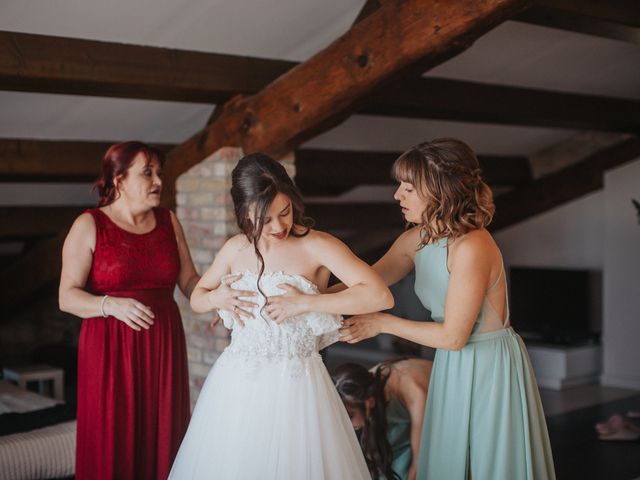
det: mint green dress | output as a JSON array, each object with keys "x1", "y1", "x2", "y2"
[
  {"x1": 385, "y1": 394, "x2": 412, "y2": 480},
  {"x1": 414, "y1": 238, "x2": 555, "y2": 480}
]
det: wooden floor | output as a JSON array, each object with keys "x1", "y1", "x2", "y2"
[{"x1": 542, "y1": 388, "x2": 640, "y2": 480}]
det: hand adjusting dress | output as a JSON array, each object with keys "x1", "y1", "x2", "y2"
[
  {"x1": 76, "y1": 208, "x2": 190, "y2": 480},
  {"x1": 169, "y1": 271, "x2": 370, "y2": 480}
]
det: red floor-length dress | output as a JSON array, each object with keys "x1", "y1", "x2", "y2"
[{"x1": 76, "y1": 207, "x2": 190, "y2": 480}]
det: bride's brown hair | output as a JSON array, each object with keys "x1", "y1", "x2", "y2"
[
  {"x1": 230, "y1": 152, "x2": 314, "y2": 302},
  {"x1": 391, "y1": 138, "x2": 494, "y2": 247}
]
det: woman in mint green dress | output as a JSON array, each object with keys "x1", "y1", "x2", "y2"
[
  {"x1": 340, "y1": 138, "x2": 556, "y2": 479},
  {"x1": 332, "y1": 359, "x2": 433, "y2": 480}
]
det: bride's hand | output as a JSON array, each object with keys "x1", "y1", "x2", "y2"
[
  {"x1": 265, "y1": 284, "x2": 309, "y2": 324},
  {"x1": 209, "y1": 274, "x2": 258, "y2": 326},
  {"x1": 339, "y1": 313, "x2": 386, "y2": 343}
]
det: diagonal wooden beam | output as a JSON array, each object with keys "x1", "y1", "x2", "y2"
[
  {"x1": 516, "y1": 0, "x2": 640, "y2": 45},
  {"x1": 0, "y1": 30, "x2": 295, "y2": 103},
  {"x1": 6, "y1": 136, "x2": 635, "y2": 244},
  {"x1": 491, "y1": 136, "x2": 640, "y2": 230},
  {"x1": 363, "y1": 77, "x2": 640, "y2": 132},
  {"x1": 160, "y1": 0, "x2": 530, "y2": 206}
]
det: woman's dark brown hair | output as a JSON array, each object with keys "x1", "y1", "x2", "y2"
[
  {"x1": 332, "y1": 363, "x2": 399, "y2": 480},
  {"x1": 230, "y1": 152, "x2": 314, "y2": 302},
  {"x1": 93, "y1": 141, "x2": 165, "y2": 207},
  {"x1": 391, "y1": 138, "x2": 494, "y2": 247}
]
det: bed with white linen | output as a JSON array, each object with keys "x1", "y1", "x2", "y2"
[{"x1": 0, "y1": 379, "x2": 75, "y2": 480}]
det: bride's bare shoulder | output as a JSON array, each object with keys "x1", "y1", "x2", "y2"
[
  {"x1": 299, "y1": 229, "x2": 346, "y2": 249},
  {"x1": 221, "y1": 233, "x2": 251, "y2": 254}
]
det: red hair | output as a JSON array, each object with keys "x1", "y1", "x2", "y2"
[{"x1": 93, "y1": 141, "x2": 165, "y2": 207}]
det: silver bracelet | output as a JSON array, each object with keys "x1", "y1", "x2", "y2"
[{"x1": 100, "y1": 295, "x2": 109, "y2": 318}]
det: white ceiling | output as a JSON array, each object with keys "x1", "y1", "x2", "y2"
[{"x1": 0, "y1": 1, "x2": 638, "y2": 160}]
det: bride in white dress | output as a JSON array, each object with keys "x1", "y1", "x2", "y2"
[{"x1": 169, "y1": 153, "x2": 394, "y2": 479}]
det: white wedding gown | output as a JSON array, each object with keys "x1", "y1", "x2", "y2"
[{"x1": 169, "y1": 271, "x2": 370, "y2": 480}]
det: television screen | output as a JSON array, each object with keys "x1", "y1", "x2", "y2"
[{"x1": 509, "y1": 267, "x2": 601, "y2": 345}]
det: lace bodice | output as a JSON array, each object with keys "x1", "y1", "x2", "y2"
[
  {"x1": 86, "y1": 208, "x2": 179, "y2": 295},
  {"x1": 218, "y1": 271, "x2": 342, "y2": 359}
]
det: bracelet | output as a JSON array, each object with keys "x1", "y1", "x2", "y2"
[{"x1": 100, "y1": 295, "x2": 109, "y2": 318}]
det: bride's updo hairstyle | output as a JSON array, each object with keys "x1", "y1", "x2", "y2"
[
  {"x1": 391, "y1": 138, "x2": 495, "y2": 247},
  {"x1": 230, "y1": 152, "x2": 314, "y2": 297}
]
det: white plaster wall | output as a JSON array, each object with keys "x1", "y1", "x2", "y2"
[
  {"x1": 601, "y1": 157, "x2": 640, "y2": 389},
  {"x1": 493, "y1": 157, "x2": 640, "y2": 390},
  {"x1": 494, "y1": 190, "x2": 604, "y2": 270}
]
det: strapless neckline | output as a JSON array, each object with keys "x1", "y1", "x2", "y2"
[{"x1": 228, "y1": 270, "x2": 321, "y2": 292}]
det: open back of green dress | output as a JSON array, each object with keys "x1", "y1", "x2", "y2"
[{"x1": 414, "y1": 238, "x2": 555, "y2": 480}]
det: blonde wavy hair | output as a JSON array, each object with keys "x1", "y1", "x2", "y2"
[{"x1": 391, "y1": 138, "x2": 495, "y2": 247}]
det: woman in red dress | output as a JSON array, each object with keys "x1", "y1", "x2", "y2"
[{"x1": 59, "y1": 141, "x2": 200, "y2": 479}]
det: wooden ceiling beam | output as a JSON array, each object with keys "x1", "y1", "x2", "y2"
[
  {"x1": 0, "y1": 139, "x2": 173, "y2": 182},
  {"x1": 296, "y1": 148, "x2": 531, "y2": 195},
  {"x1": 0, "y1": 141, "x2": 530, "y2": 195},
  {"x1": 3, "y1": 30, "x2": 638, "y2": 133},
  {"x1": 363, "y1": 77, "x2": 640, "y2": 132},
  {"x1": 5, "y1": 137, "x2": 636, "y2": 249},
  {"x1": 0, "y1": 30, "x2": 295, "y2": 103},
  {"x1": 491, "y1": 136, "x2": 640, "y2": 230},
  {"x1": 515, "y1": 0, "x2": 640, "y2": 45},
  {"x1": 0, "y1": 202, "x2": 401, "y2": 241}
]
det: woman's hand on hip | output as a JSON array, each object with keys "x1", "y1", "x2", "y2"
[
  {"x1": 265, "y1": 284, "x2": 309, "y2": 324},
  {"x1": 339, "y1": 313, "x2": 386, "y2": 343},
  {"x1": 104, "y1": 296, "x2": 155, "y2": 331}
]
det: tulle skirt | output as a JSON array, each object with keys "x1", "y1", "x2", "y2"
[{"x1": 169, "y1": 351, "x2": 370, "y2": 480}]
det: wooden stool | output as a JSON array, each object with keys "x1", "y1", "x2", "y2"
[{"x1": 3, "y1": 364, "x2": 65, "y2": 401}]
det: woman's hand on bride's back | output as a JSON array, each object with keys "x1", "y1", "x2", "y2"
[{"x1": 265, "y1": 284, "x2": 310, "y2": 324}]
